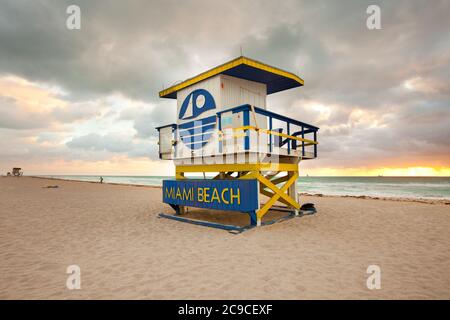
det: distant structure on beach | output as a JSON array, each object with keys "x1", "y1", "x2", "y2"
[
  {"x1": 156, "y1": 56, "x2": 319, "y2": 230},
  {"x1": 12, "y1": 167, "x2": 23, "y2": 177}
]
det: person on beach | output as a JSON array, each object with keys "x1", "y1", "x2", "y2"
[{"x1": 100, "y1": 176, "x2": 103, "y2": 184}]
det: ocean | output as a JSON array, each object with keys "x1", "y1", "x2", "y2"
[{"x1": 36, "y1": 175, "x2": 450, "y2": 200}]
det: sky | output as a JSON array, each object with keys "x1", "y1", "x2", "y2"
[{"x1": 0, "y1": 0, "x2": 449, "y2": 176}]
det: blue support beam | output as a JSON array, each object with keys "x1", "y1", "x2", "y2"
[
  {"x1": 302, "y1": 127, "x2": 305, "y2": 157},
  {"x1": 217, "y1": 113, "x2": 222, "y2": 153},
  {"x1": 287, "y1": 122, "x2": 290, "y2": 155},
  {"x1": 314, "y1": 131, "x2": 317, "y2": 158},
  {"x1": 269, "y1": 116, "x2": 273, "y2": 153},
  {"x1": 243, "y1": 109, "x2": 250, "y2": 151}
]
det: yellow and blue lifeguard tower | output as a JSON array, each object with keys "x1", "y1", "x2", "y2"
[{"x1": 157, "y1": 56, "x2": 319, "y2": 231}]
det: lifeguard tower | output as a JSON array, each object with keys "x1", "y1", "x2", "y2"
[
  {"x1": 157, "y1": 56, "x2": 319, "y2": 231},
  {"x1": 12, "y1": 167, "x2": 23, "y2": 177}
]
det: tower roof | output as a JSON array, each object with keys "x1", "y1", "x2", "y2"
[{"x1": 159, "y1": 56, "x2": 304, "y2": 99}]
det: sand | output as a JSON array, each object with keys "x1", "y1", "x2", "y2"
[{"x1": 0, "y1": 176, "x2": 449, "y2": 299}]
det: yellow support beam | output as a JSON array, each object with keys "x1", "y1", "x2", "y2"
[
  {"x1": 175, "y1": 172, "x2": 185, "y2": 180},
  {"x1": 267, "y1": 174, "x2": 290, "y2": 187},
  {"x1": 259, "y1": 188, "x2": 292, "y2": 207},
  {"x1": 256, "y1": 173, "x2": 300, "y2": 211},
  {"x1": 237, "y1": 171, "x2": 259, "y2": 180},
  {"x1": 256, "y1": 172, "x2": 299, "y2": 219}
]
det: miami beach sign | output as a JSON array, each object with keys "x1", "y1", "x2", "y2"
[{"x1": 163, "y1": 179, "x2": 259, "y2": 212}]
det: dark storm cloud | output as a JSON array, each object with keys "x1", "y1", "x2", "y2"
[
  {"x1": 0, "y1": 0, "x2": 449, "y2": 169},
  {"x1": 0, "y1": 0, "x2": 194, "y2": 101},
  {"x1": 243, "y1": 0, "x2": 450, "y2": 108},
  {"x1": 0, "y1": 0, "x2": 289, "y2": 102},
  {"x1": 235, "y1": 0, "x2": 450, "y2": 168}
]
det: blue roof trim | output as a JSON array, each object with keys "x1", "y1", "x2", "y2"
[
  {"x1": 155, "y1": 123, "x2": 176, "y2": 131},
  {"x1": 221, "y1": 64, "x2": 301, "y2": 95},
  {"x1": 159, "y1": 56, "x2": 304, "y2": 99}
]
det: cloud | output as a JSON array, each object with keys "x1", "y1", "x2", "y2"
[
  {"x1": 66, "y1": 132, "x2": 158, "y2": 159},
  {"x1": 51, "y1": 101, "x2": 103, "y2": 123},
  {"x1": 0, "y1": 96, "x2": 50, "y2": 129},
  {"x1": 66, "y1": 133, "x2": 132, "y2": 152},
  {"x1": 0, "y1": 0, "x2": 449, "y2": 174},
  {"x1": 403, "y1": 76, "x2": 449, "y2": 95},
  {"x1": 0, "y1": 0, "x2": 298, "y2": 102},
  {"x1": 0, "y1": 75, "x2": 105, "y2": 132},
  {"x1": 119, "y1": 101, "x2": 175, "y2": 138}
]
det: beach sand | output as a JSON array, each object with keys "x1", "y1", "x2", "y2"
[{"x1": 0, "y1": 176, "x2": 449, "y2": 299}]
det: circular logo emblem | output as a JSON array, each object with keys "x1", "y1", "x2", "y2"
[
  {"x1": 179, "y1": 89, "x2": 215, "y2": 120},
  {"x1": 178, "y1": 89, "x2": 216, "y2": 150}
]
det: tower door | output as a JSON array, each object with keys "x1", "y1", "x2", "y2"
[
  {"x1": 159, "y1": 126, "x2": 174, "y2": 160},
  {"x1": 240, "y1": 87, "x2": 260, "y2": 107}
]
